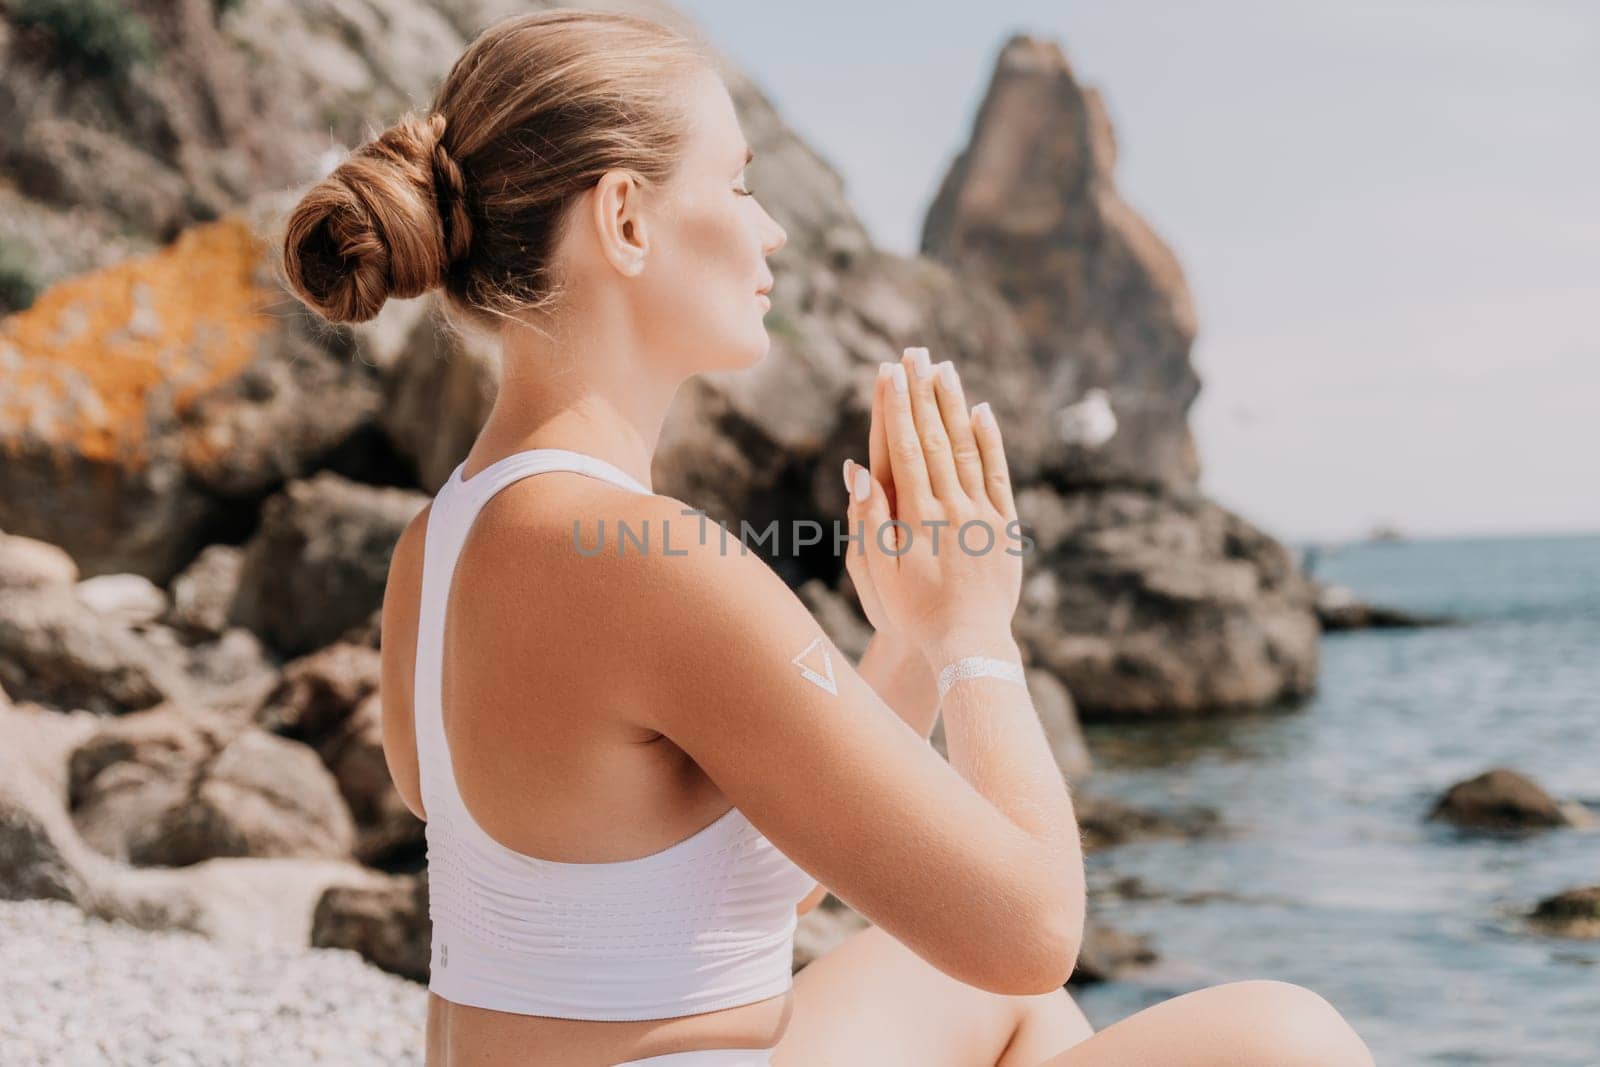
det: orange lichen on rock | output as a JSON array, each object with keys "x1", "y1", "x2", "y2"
[{"x1": 0, "y1": 216, "x2": 277, "y2": 467}]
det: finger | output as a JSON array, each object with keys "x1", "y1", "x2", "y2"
[
  {"x1": 902, "y1": 346, "x2": 961, "y2": 502},
  {"x1": 841, "y1": 460, "x2": 880, "y2": 607},
  {"x1": 970, "y1": 402, "x2": 1015, "y2": 521},
  {"x1": 847, "y1": 454, "x2": 899, "y2": 582},
  {"x1": 881, "y1": 356, "x2": 932, "y2": 509},
  {"x1": 932, "y1": 360, "x2": 984, "y2": 500},
  {"x1": 869, "y1": 363, "x2": 897, "y2": 515}
]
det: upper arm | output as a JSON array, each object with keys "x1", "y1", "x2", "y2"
[
  {"x1": 378, "y1": 505, "x2": 429, "y2": 822},
  {"x1": 614, "y1": 499, "x2": 1074, "y2": 995}
]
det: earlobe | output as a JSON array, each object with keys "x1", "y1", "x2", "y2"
[{"x1": 593, "y1": 169, "x2": 650, "y2": 278}]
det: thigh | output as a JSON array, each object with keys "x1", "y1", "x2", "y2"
[
  {"x1": 772, "y1": 922, "x2": 1089, "y2": 1067},
  {"x1": 1033, "y1": 979, "x2": 1374, "y2": 1067}
]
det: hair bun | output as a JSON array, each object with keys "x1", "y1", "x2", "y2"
[{"x1": 282, "y1": 111, "x2": 473, "y2": 324}]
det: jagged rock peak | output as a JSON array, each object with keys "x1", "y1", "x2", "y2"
[{"x1": 922, "y1": 32, "x2": 1201, "y2": 492}]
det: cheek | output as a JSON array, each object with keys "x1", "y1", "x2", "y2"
[
  {"x1": 640, "y1": 199, "x2": 758, "y2": 347},
  {"x1": 650, "y1": 202, "x2": 753, "y2": 312}
]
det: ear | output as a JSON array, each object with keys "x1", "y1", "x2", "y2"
[{"x1": 590, "y1": 169, "x2": 649, "y2": 277}]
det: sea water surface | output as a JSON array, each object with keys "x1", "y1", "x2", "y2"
[{"x1": 1069, "y1": 533, "x2": 1600, "y2": 1066}]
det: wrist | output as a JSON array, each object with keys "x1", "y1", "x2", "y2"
[{"x1": 922, "y1": 628, "x2": 1021, "y2": 668}]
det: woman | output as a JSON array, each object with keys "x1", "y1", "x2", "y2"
[{"x1": 282, "y1": 10, "x2": 1376, "y2": 1067}]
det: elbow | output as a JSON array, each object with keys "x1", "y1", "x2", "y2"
[
  {"x1": 964, "y1": 899, "x2": 1083, "y2": 997},
  {"x1": 1038, "y1": 904, "x2": 1084, "y2": 991},
  {"x1": 1013, "y1": 885, "x2": 1086, "y2": 994}
]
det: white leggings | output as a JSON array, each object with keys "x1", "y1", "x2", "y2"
[{"x1": 612, "y1": 1049, "x2": 775, "y2": 1066}]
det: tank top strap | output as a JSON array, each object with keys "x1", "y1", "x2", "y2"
[{"x1": 413, "y1": 447, "x2": 652, "y2": 815}]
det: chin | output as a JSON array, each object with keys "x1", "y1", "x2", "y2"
[{"x1": 702, "y1": 330, "x2": 771, "y2": 372}]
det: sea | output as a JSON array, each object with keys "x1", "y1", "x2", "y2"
[{"x1": 1070, "y1": 533, "x2": 1600, "y2": 1066}]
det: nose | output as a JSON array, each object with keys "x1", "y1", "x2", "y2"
[{"x1": 761, "y1": 209, "x2": 787, "y2": 257}]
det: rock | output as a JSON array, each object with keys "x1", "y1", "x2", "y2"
[
  {"x1": 0, "y1": 702, "x2": 101, "y2": 902},
  {"x1": 1070, "y1": 920, "x2": 1158, "y2": 985},
  {"x1": 0, "y1": 584, "x2": 190, "y2": 714},
  {"x1": 1073, "y1": 794, "x2": 1223, "y2": 852},
  {"x1": 338, "y1": 607, "x2": 385, "y2": 651},
  {"x1": 69, "y1": 705, "x2": 356, "y2": 866},
  {"x1": 1428, "y1": 768, "x2": 1593, "y2": 832},
  {"x1": 379, "y1": 304, "x2": 500, "y2": 492},
  {"x1": 1313, "y1": 583, "x2": 1454, "y2": 631},
  {"x1": 164, "y1": 544, "x2": 245, "y2": 638},
  {"x1": 1528, "y1": 886, "x2": 1600, "y2": 939},
  {"x1": 0, "y1": 699, "x2": 382, "y2": 949},
  {"x1": 84, "y1": 856, "x2": 394, "y2": 951},
  {"x1": 323, "y1": 694, "x2": 426, "y2": 868},
  {"x1": 74, "y1": 573, "x2": 168, "y2": 626},
  {"x1": 230, "y1": 473, "x2": 426, "y2": 657},
  {"x1": 0, "y1": 219, "x2": 282, "y2": 582},
  {"x1": 922, "y1": 34, "x2": 1200, "y2": 492},
  {"x1": 311, "y1": 873, "x2": 431, "y2": 982},
  {"x1": 183, "y1": 627, "x2": 280, "y2": 718},
  {"x1": 255, "y1": 641, "x2": 383, "y2": 742},
  {"x1": 1014, "y1": 486, "x2": 1319, "y2": 717},
  {"x1": 0, "y1": 531, "x2": 79, "y2": 592}
]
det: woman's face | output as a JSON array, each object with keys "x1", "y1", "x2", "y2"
[{"x1": 631, "y1": 68, "x2": 788, "y2": 374}]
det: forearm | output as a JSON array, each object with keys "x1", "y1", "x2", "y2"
[
  {"x1": 925, "y1": 629, "x2": 1084, "y2": 932},
  {"x1": 800, "y1": 629, "x2": 939, "y2": 916},
  {"x1": 856, "y1": 628, "x2": 941, "y2": 740}
]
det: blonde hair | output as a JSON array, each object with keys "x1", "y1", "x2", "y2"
[{"x1": 282, "y1": 9, "x2": 713, "y2": 328}]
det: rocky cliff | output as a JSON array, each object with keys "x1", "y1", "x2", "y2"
[{"x1": 2, "y1": 0, "x2": 1315, "y2": 983}]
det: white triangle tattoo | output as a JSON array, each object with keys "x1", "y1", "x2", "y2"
[{"x1": 791, "y1": 636, "x2": 837, "y2": 696}]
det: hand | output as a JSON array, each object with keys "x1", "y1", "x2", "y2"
[{"x1": 841, "y1": 347, "x2": 1022, "y2": 659}]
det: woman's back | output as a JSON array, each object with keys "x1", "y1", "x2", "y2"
[{"x1": 383, "y1": 448, "x2": 815, "y2": 1064}]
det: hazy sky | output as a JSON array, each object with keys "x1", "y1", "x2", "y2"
[{"x1": 673, "y1": 0, "x2": 1598, "y2": 543}]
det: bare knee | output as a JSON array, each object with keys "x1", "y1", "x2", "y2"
[{"x1": 1221, "y1": 980, "x2": 1374, "y2": 1067}]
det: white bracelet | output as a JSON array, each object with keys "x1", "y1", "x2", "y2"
[{"x1": 936, "y1": 656, "x2": 1027, "y2": 700}]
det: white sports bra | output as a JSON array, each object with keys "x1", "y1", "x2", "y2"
[{"x1": 415, "y1": 447, "x2": 817, "y2": 1021}]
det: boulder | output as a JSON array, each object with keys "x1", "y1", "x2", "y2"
[
  {"x1": 0, "y1": 583, "x2": 190, "y2": 714},
  {"x1": 1070, "y1": 920, "x2": 1158, "y2": 986},
  {"x1": 922, "y1": 34, "x2": 1199, "y2": 492},
  {"x1": 1428, "y1": 768, "x2": 1595, "y2": 832},
  {"x1": 1073, "y1": 794, "x2": 1223, "y2": 852},
  {"x1": 164, "y1": 544, "x2": 244, "y2": 640},
  {"x1": 68, "y1": 704, "x2": 356, "y2": 865},
  {"x1": 311, "y1": 873, "x2": 431, "y2": 982},
  {"x1": 230, "y1": 472, "x2": 427, "y2": 657},
  {"x1": 0, "y1": 701, "x2": 382, "y2": 949},
  {"x1": 0, "y1": 530, "x2": 79, "y2": 592},
  {"x1": 0, "y1": 701, "x2": 101, "y2": 902},
  {"x1": 1014, "y1": 486, "x2": 1319, "y2": 718},
  {"x1": 323, "y1": 694, "x2": 426, "y2": 868},
  {"x1": 254, "y1": 641, "x2": 383, "y2": 741},
  {"x1": 0, "y1": 217, "x2": 386, "y2": 583},
  {"x1": 74, "y1": 573, "x2": 168, "y2": 626},
  {"x1": 1528, "y1": 886, "x2": 1600, "y2": 939}
]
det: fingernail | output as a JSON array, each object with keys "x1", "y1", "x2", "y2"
[
  {"x1": 908, "y1": 347, "x2": 933, "y2": 379},
  {"x1": 937, "y1": 361, "x2": 958, "y2": 391},
  {"x1": 973, "y1": 401, "x2": 995, "y2": 428},
  {"x1": 842, "y1": 458, "x2": 853, "y2": 494},
  {"x1": 853, "y1": 467, "x2": 871, "y2": 502},
  {"x1": 877, "y1": 361, "x2": 891, "y2": 381},
  {"x1": 890, "y1": 363, "x2": 908, "y2": 394}
]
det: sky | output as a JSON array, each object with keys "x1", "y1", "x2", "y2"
[{"x1": 672, "y1": 0, "x2": 1598, "y2": 544}]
